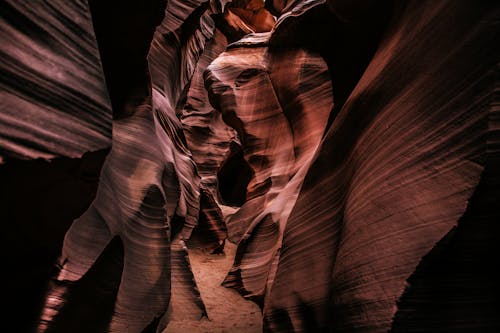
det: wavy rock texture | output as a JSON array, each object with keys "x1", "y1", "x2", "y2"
[
  {"x1": 178, "y1": 28, "x2": 235, "y2": 252},
  {"x1": 0, "y1": 1, "x2": 112, "y2": 160},
  {"x1": 33, "y1": 1, "x2": 226, "y2": 332},
  {"x1": 242, "y1": 0, "x2": 499, "y2": 332},
  {"x1": 2, "y1": 0, "x2": 499, "y2": 332},
  {"x1": 181, "y1": 29, "x2": 235, "y2": 198},
  {"x1": 389, "y1": 60, "x2": 500, "y2": 333},
  {"x1": 1, "y1": 0, "x2": 276, "y2": 331},
  {"x1": 27, "y1": 0, "x2": 278, "y2": 332},
  {"x1": 205, "y1": 34, "x2": 333, "y2": 243},
  {"x1": 179, "y1": 0, "x2": 275, "y2": 251}
]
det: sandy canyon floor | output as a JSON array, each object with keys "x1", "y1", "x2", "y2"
[{"x1": 164, "y1": 242, "x2": 262, "y2": 333}]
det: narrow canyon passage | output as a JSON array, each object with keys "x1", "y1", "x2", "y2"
[{"x1": 1, "y1": 0, "x2": 499, "y2": 332}]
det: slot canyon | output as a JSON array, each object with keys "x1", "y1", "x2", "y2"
[{"x1": 1, "y1": 0, "x2": 499, "y2": 332}]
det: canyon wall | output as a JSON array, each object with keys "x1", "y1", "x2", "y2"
[{"x1": 0, "y1": 0, "x2": 498, "y2": 332}]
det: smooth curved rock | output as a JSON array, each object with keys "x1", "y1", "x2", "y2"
[
  {"x1": 180, "y1": 0, "x2": 276, "y2": 252},
  {"x1": 256, "y1": 1, "x2": 499, "y2": 332},
  {"x1": 36, "y1": 1, "x2": 222, "y2": 332},
  {"x1": 30, "y1": 0, "x2": 277, "y2": 332},
  {"x1": 2, "y1": 0, "x2": 499, "y2": 332},
  {"x1": 205, "y1": 33, "x2": 333, "y2": 242}
]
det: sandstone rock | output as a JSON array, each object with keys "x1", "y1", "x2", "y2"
[
  {"x1": 1, "y1": 0, "x2": 498, "y2": 332},
  {"x1": 0, "y1": 1, "x2": 112, "y2": 160},
  {"x1": 254, "y1": 1, "x2": 500, "y2": 332}
]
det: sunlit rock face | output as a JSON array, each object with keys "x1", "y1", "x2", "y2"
[
  {"x1": 1, "y1": 0, "x2": 499, "y2": 332},
  {"x1": 205, "y1": 33, "x2": 333, "y2": 242}
]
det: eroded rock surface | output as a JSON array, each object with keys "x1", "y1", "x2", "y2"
[
  {"x1": 0, "y1": 1, "x2": 112, "y2": 160},
  {"x1": 1, "y1": 0, "x2": 499, "y2": 332},
  {"x1": 31, "y1": 1, "x2": 225, "y2": 332},
  {"x1": 231, "y1": 1, "x2": 499, "y2": 332}
]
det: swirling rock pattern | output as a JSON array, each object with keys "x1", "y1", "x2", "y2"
[
  {"x1": 246, "y1": 0, "x2": 499, "y2": 332},
  {"x1": 0, "y1": 0, "x2": 112, "y2": 160},
  {"x1": 205, "y1": 34, "x2": 333, "y2": 242},
  {"x1": 1, "y1": 0, "x2": 499, "y2": 332},
  {"x1": 178, "y1": 28, "x2": 235, "y2": 252},
  {"x1": 181, "y1": 28, "x2": 235, "y2": 198},
  {"x1": 179, "y1": 0, "x2": 275, "y2": 251},
  {"x1": 27, "y1": 0, "x2": 277, "y2": 332},
  {"x1": 34, "y1": 1, "x2": 227, "y2": 332}
]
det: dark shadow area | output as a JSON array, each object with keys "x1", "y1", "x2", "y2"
[
  {"x1": 40, "y1": 237, "x2": 124, "y2": 333},
  {"x1": 188, "y1": 189, "x2": 228, "y2": 253},
  {"x1": 391, "y1": 158, "x2": 500, "y2": 332},
  {"x1": 217, "y1": 142, "x2": 253, "y2": 207},
  {"x1": 87, "y1": 0, "x2": 167, "y2": 118},
  {"x1": 0, "y1": 149, "x2": 108, "y2": 332},
  {"x1": 268, "y1": 1, "x2": 394, "y2": 126}
]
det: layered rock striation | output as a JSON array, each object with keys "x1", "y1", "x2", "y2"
[{"x1": 1, "y1": 0, "x2": 499, "y2": 332}]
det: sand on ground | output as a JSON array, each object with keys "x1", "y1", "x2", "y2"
[{"x1": 164, "y1": 242, "x2": 262, "y2": 333}]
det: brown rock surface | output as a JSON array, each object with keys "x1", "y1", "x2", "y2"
[
  {"x1": 250, "y1": 1, "x2": 499, "y2": 332},
  {"x1": 31, "y1": 1, "x2": 221, "y2": 332},
  {"x1": 205, "y1": 33, "x2": 333, "y2": 242},
  {"x1": 1, "y1": 0, "x2": 499, "y2": 332},
  {"x1": 0, "y1": 1, "x2": 112, "y2": 160}
]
